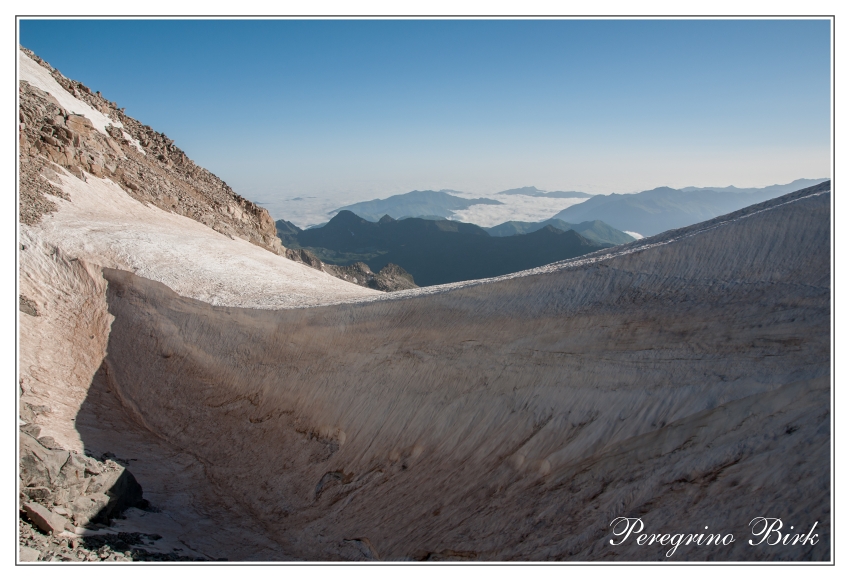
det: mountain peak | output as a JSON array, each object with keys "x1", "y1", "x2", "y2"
[
  {"x1": 328, "y1": 210, "x2": 370, "y2": 225},
  {"x1": 497, "y1": 186, "x2": 546, "y2": 196}
]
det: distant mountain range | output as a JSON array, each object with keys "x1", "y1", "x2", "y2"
[
  {"x1": 497, "y1": 186, "x2": 596, "y2": 198},
  {"x1": 277, "y1": 211, "x2": 608, "y2": 287},
  {"x1": 333, "y1": 190, "x2": 502, "y2": 222},
  {"x1": 485, "y1": 218, "x2": 635, "y2": 244},
  {"x1": 551, "y1": 179, "x2": 829, "y2": 236},
  {"x1": 276, "y1": 179, "x2": 827, "y2": 285},
  {"x1": 678, "y1": 178, "x2": 825, "y2": 196}
]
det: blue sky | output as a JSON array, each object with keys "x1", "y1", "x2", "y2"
[{"x1": 19, "y1": 19, "x2": 831, "y2": 219}]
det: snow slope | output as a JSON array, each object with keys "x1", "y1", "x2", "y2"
[
  {"x1": 26, "y1": 169, "x2": 379, "y2": 310},
  {"x1": 88, "y1": 184, "x2": 831, "y2": 560}
]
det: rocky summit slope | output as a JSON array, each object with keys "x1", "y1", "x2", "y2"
[
  {"x1": 18, "y1": 46, "x2": 382, "y2": 292},
  {"x1": 18, "y1": 48, "x2": 830, "y2": 563},
  {"x1": 19, "y1": 47, "x2": 281, "y2": 251}
]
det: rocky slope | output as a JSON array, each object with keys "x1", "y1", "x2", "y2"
[
  {"x1": 18, "y1": 46, "x2": 390, "y2": 290},
  {"x1": 19, "y1": 47, "x2": 282, "y2": 252},
  {"x1": 289, "y1": 210, "x2": 606, "y2": 287},
  {"x1": 323, "y1": 261, "x2": 418, "y2": 292},
  {"x1": 279, "y1": 230, "x2": 418, "y2": 292}
]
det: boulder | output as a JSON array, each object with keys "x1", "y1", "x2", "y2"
[
  {"x1": 71, "y1": 493, "x2": 110, "y2": 525},
  {"x1": 65, "y1": 114, "x2": 93, "y2": 136},
  {"x1": 21, "y1": 486, "x2": 51, "y2": 502},
  {"x1": 100, "y1": 465, "x2": 145, "y2": 516},
  {"x1": 106, "y1": 137, "x2": 124, "y2": 156},
  {"x1": 20, "y1": 432, "x2": 70, "y2": 489},
  {"x1": 23, "y1": 501, "x2": 70, "y2": 535}
]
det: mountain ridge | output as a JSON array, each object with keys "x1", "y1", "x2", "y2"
[
  {"x1": 550, "y1": 180, "x2": 830, "y2": 236},
  {"x1": 284, "y1": 210, "x2": 607, "y2": 287},
  {"x1": 497, "y1": 186, "x2": 596, "y2": 198},
  {"x1": 485, "y1": 217, "x2": 635, "y2": 244},
  {"x1": 333, "y1": 190, "x2": 502, "y2": 222}
]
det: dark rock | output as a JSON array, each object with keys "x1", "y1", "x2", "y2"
[
  {"x1": 102, "y1": 468, "x2": 145, "y2": 518},
  {"x1": 71, "y1": 493, "x2": 109, "y2": 525},
  {"x1": 285, "y1": 247, "x2": 324, "y2": 270},
  {"x1": 22, "y1": 486, "x2": 51, "y2": 502},
  {"x1": 37, "y1": 436, "x2": 58, "y2": 449},
  {"x1": 374, "y1": 263, "x2": 417, "y2": 292},
  {"x1": 20, "y1": 432, "x2": 70, "y2": 490}
]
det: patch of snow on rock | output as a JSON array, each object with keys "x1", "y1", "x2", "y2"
[
  {"x1": 122, "y1": 130, "x2": 146, "y2": 155},
  {"x1": 19, "y1": 49, "x2": 121, "y2": 137}
]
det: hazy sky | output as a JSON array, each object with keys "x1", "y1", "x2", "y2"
[{"x1": 19, "y1": 19, "x2": 831, "y2": 219}]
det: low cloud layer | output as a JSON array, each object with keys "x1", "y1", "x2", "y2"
[
  {"x1": 449, "y1": 194, "x2": 587, "y2": 227},
  {"x1": 264, "y1": 192, "x2": 590, "y2": 229}
]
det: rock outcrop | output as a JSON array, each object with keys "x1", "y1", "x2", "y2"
[
  {"x1": 283, "y1": 243, "x2": 418, "y2": 291},
  {"x1": 15, "y1": 422, "x2": 191, "y2": 562},
  {"x1": 19, "y1": 46, "x2": 410, "y2": 293},
  {"x1": 20, "y1": 427, "x2": 144, "y2": 527},
  {"x1": 322, "y1": 261, "x2": 418, "y2": 291},
  {"x1": 19, "y1": 47, "x2": 282, "y2": 254}
]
